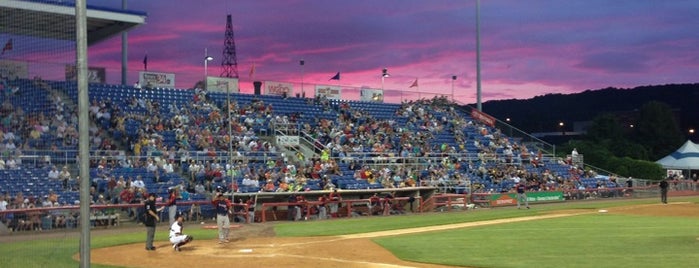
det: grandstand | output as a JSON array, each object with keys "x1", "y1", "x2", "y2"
[
  {"x1": 0, "y1": 0, "x2": 638, "y2": 234},
  {"x1": 0, "y1": 76, "x2": 618, "y2": 208}
]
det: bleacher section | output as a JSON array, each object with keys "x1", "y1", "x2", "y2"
[{"x1": 0, "y1": 79, "x2": 616, "y2": 208}]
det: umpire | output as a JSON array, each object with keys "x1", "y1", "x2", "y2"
[
  {"x1": 659, "y1": 178, "x2": 669, "y2": 204},
  {"x1": 144, "y1": 193, "x2": 163, "y2": 250}
]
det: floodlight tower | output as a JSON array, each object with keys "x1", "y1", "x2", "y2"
[{"x1": 220, "y1": 14, "x2": 239, "y2": 78}]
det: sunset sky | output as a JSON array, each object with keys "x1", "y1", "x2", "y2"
[{"x1": 82, "y1": 0, "x2": 699, "y2": 103}]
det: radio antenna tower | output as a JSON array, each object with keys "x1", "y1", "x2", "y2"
[{"x1": 220, "y1": 14, "x2": 239, "y2": 78}]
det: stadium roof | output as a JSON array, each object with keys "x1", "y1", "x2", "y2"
[{"x1": 0, "y1": 0, "x2": 147, "y2": 45}]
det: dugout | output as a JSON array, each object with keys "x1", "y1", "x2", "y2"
[{"x1": 223, "y1": 187, "x2": 438, "y2": 222}]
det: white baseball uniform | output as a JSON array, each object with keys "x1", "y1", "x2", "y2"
[{"x1": 169, "y1": 221, "x2": 189, "y2": 245}]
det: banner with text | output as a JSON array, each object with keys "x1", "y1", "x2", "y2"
[
  {"x1": 264, "y1": 81, "x2": 293, "y2": 96},
  {"x1": 489, "y1": 191, "x2": 564, "y2": 207},
  {"x1": 315, "y1": 85, "x2": 342, "y2": 100},
  {"x1": 65, "y1": 65, "x2": 106, "y2": 84},
  {"x1": 360, "y1": 88, "x2": 384, "y2": 102},
  {"x1": 139, "y1": 71, "x2": 175, "y2": 88},
  {"x1": 0, "y1": 60, "x2": 28, "y2": 80},
  {"x1": 206, "y1": 76, "x2": 239, "y2": 93},
  {"x1": 275, "y1": 135, "x2": 300, "y2": 147},
  {"x1": 471, "y1": 109, "x2": 496, "y2": 128}
]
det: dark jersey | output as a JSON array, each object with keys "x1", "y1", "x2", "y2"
[
  {"x1": 516, "y1": 184, "x2": 526, "y2": 194},
  {"x1": 144, "y1": 199, "x2": 157, "y2": 227},
  {"x1": 212, "y1": 198, "x2": 231, "y2": 216}
]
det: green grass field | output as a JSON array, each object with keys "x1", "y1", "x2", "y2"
[{"x1": 3, "y1": 197, "x2": 699, "y2": 268}]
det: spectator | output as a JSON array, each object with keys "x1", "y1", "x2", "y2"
[
  {"x1": 132, "y1": 175, "x2": 145, "y2": 189},
  {"x1": 59, "y1": 166, "x2": 71, "y2": 190},
  {"x1": 47, "y1": 166, "x2": 60, "y2": 180},
  {"x1": 6, "y1": 156, "x2": 17, "y2": 169}
]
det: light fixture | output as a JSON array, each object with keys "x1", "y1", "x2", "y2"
[
  {"x1": 382, "y1": 68, "x2": 390, "y2": 78},
  {"x1": 381, "y1": 67, "x2": 389, "y2": 90},
  {"x1": 204, "y1": 48, "x2": 214, "y2": 78}
]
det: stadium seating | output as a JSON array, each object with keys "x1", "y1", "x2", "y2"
[{"x1": 0, "y1": 79, "x2": 607, "y2": 211}]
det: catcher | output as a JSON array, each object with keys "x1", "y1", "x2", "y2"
[{"x1": 169, "y1": 213, "x2": 193, "y2": 252}]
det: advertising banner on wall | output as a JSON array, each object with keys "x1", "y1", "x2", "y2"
[
  {"x1": 0, "y1": 60, "x2": 28, "y2": 80},
  {"x1": 65, "y1": 65, "x2": 106, "y2": 84},
  {"x1": 205, "y1": 76, "x2": 239, "y2": 93},
  {"x1": 139, "y1": 71, "x2": 175, "y2": 88},
  {"x1": 264, "y1": 81, "x2": 293, "y2": 96},
  {"x1": 360, "y1": 88, "x2": 384, "y2": 102},
  {"x1": 315, "y1": 85, "x2": 342, "y2": 100},
  {"x1": 488, "y1": 191, "x2": 564, "y2": 207}
]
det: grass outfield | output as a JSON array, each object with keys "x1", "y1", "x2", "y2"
[
  {"x1": 2, "y1": 197, "x2": 698, "y2": 267},
  {"x1": 374, "y1": 212, "x2": 699, "y2": 268}
]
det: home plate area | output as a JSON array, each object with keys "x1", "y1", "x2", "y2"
[{"x1": 201, "y1": 224, "x2": 242, "y2": 229}]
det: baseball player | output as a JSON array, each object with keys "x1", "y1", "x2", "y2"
[
  {"x1": 211, "y1": 192, "x2": 232, "y2": 243},
  {"x1": 329, "y1": 189, "x2": 342, "y2": 218},
  {"x1": 169, "y1": 213, "x2": 193, "y2": 251},
  {"x1": 515, "y1": 182, "x2": 530, "y2": 209},
  {"x1": 166, "y1": 187, "x2": 178, "y2": 226}
]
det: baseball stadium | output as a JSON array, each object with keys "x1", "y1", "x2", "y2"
[{"x1": 1, "y1": 1, "x2": 699, "y2": 268}]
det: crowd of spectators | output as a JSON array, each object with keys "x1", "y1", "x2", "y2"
[{"x1": 0, "y1": 79, "x2": 663, "y2": 231}]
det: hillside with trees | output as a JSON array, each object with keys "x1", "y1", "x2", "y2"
[{"x1": 472, "y1": 83, "x2": 699, "y2": 180}]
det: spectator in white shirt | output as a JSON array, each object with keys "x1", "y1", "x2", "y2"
[
  {"x1": 163, "y1": 160, "x2": 174, "y2": 173},
  {"x1": 48, "y1": 166, "x2": 60, "y2": 180},
  {"x1": 6, "y1": 156, "x2": 17, "y2": 169},
  {"x1": 0, "y1": 195, "x2": 8, "y2": 211},
  {"x1": 132, "y1": 176, "x2": 146, "y2": 189},
  {"x1": 3, "y1": 131, "x2": 15, "y2": 141},
  {"x1": 4, "y1": 141, "x2": 16, "y2": 151}
]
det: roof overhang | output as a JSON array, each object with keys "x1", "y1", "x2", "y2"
[{"x1": 0, "y1": 0, "x2": 147, "y2": 45}]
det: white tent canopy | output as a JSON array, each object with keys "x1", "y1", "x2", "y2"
[{"x1": 656, "y1": 140, "x2": 699, "y2": 170}]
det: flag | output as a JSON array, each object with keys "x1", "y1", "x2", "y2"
[
  {"x1": 249, "y1": 63, "x2": 256, "y2": 78},
  {"x1": 1, "y1": 39, "x2": 12, "y2": 55},
  {"x1": 143, "y1": 54, "x2": 148, "y2": 71},
  {"x1": 409, "y1": 78, "x2": 418, "y2": 88},
  {"x1": 329, "y1": 72, "x2": 340, "y2": 80}
]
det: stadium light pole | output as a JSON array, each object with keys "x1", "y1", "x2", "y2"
[
  {"x1": 381, "y1": 68, "x2": 392, "y2": 101},
  {"x1": 75, "y1": 0, "x2": 91, "y2": 267},
  {"x1": 300, "y1": 59, "x2": 305, "y2": 98},
  {"x1": 204, "y1": 48, "x2": 213, "y2": 79},
  {"x1": 476, "y1": 0, "x2": 482, "y2": 111},
  {"x1": 227, "y1": 82, "x2": 232, "y2": 165},
  {"x1": 559, "y1": 122, "x2": 565, "y2": 135},
  {"x1": 381, "y1": 67, "x2": 389, "y2": 90},
  {"x1": 451, "y1": 75, "x2": 457, "y2": 102}
]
